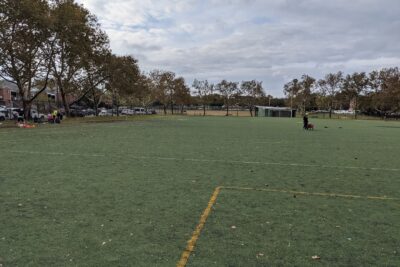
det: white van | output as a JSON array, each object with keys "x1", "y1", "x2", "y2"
[
  {"x1": 121, "y1": 108, "x2": 134, "y2": 115},
  {"x1": 31, "y1": 110, "x2": 46, "y2": 120}
]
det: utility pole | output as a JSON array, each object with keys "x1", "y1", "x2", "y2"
[{"x1": 290, "y1": 91, "x2": 293, "y2": 118}]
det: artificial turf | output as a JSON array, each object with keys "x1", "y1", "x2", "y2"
[
  {"x1": 189, "y1": 188, "x2": 400, "y2": 266},
  {"x1": 0, "y1": 116, "x2": 399, "y2": 266}
]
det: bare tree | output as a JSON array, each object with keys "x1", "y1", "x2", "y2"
[
  {"x1": 174, "y1": 77, "x2": 190, "y2": 114},
  {"x1": 216, "y1": 80, "x2": 238, "y2": 116},
  {"x1": 241, "y1": 80, "x2": 265, "y2": 117},
  {"x1": 369, "y1": 68, "x2": 400, "y2": 115},
  {"x1": 134, "y1": 74, "x2": 156, "y2": 112},
  {"x1": 342, "y1": 72, "x2": 369, "y2": 119},
  {"x1": 150, "y1": 70, "x2": 176, "y2": 115},
  {"x1": 283, "y1": 79, "x2": 301, "y2": 111},
  {"x1": 193, "y1": 79, "x2": 214, "y2": 116},
  {"x1": 298, "y1": 75, "x2": 315, "y2": 114},
  {"x1": 317, "y1": 71, "x2": 343, "y2": 118}
]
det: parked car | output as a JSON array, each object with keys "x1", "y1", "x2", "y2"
[
  {"x1": 98, "y1": 109, "x2": 109, "y2": 116},
  {"x1": 333, "y1": 110, "x2": 355, "y2": 114},
  {"x1": 121, "y1": 109, "x2": 134, "y2": 115},
  {"x1": 0, "y1": 107, "x2": 8, "y2": 119},
  {"x1": 118, "y1": 107, "x2": 127, "y2": 113},
  {"x1": 82, "y1": 109, "x2": 95, "y2": 116},
  {"x1": 146, "y1": 109, "x2": 157, "y2": 115},
  {"x1": 31, "y1": 110, "x2": 46, "y2": 120},
  {"x1": 134, "y1": 107, "x2": 146, "y2": 115},
  {"x1": 7, "y1": 108, "x2": 21, "y2": 119},
  {"x1": 0, "y1": 112, "x2": 5, "y2": 121},
  {"x1": 0, "y1": 108, "x2": 46, "y2": 120},
  {"x1": 69, "y1": 109, "x2": 85, "y2": 117}
]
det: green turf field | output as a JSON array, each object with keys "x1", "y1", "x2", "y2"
[{"x1": 0, "y1": 116, "x2": 399, "y2": 266}]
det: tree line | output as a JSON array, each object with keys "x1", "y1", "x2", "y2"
[
  {"x1": 284, "y1": 68, "x2": 400, "y2": 118},
  {"x1": 0, "y1": 0, "x2": 187, "y2": 117},
  {"x1": 2, "y1": 1, "x2": 398, "y2": 119},
  {"x1": 0, "y1": 0, "x2": 273, "y2": 118}
]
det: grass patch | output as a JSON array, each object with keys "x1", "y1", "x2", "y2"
[
  {"x1": 0, "y1": 116, "x2": 399, "y2": 265},
  {"x1": 188, "y1": 188, "x2": 400, "y2": 266}
]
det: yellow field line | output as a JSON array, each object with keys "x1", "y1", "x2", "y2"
[
  {"x1": 177, "y1": 186, "x2": 398, "y2": 266},
  {"x1": 176, "y1": 186, "x2": 222, "y2": 267}
]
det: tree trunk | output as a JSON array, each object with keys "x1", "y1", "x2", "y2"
[
  {"x1": 249, "y1": 106, "x2": 253, "y2": 117},
  {"x1": 226, "y1": 100, "x2": 229, "y2": 116},
  {"x1": 354, "y1": 97, "x2": 358, "y2": 119},
  {"x1": 203, "y1": 105, "x2": 206, "y2": 116},
  {"x1": 94, "y1": 103, "x2": 98, "y2": 116},
  {"x1": 23, "y1": 100, "x2": 30, "y2": 120},
  {"x1": 163, "y1": 105, "x2": 167, "y2": 115},
  {"x1": 171, "y1": 103, "x2": 174, "y2": 115},
  {"x1": 60, "y1": 89, "x2": 70, "y2": 116}
]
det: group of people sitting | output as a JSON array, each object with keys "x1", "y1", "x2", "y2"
[
  {"x1": 12, "y1": 109, "x2": 63, "y2": 125},
  {"x1": 48, "y1": 110, "x2": 63, "y2": 124}
]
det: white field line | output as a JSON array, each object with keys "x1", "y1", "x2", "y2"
[
  {"x1": 5, "y1": 150, "x2": 106, "y2": 157},
  {"x1": 0, "y1": 141, "x2": 19, "y2": 145},
  {"x1": 3, "y1": 149, "x2": 400, "y2": 172},
  {"x1": 251, "y1": 141, "x2": 284, "y2": 144}
]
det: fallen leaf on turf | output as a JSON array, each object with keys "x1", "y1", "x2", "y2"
[
  {"x1": 312, "y1": 255, "x2": 321, "y2": 260},
  {"x1": 231, "y1": 226, "x2": 236, "y2": 229},
  {"x1": 256, "y1": 253, "x2": 264, "y2": 259},
  {"x1": 102, "y1": 241, "x2": 106, "y2": 246}
]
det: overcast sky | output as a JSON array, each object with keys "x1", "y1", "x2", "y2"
[{"x1": 76, "y1": 0, "x2": 400, "y2": 96}]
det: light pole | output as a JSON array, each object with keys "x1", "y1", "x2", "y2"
[{"x1": 290, "y1": 91, "x2": 293, "y2": 118}]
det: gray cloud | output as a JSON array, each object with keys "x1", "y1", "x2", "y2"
[{"x1": 77, "y1": 0, "x2": 400, "y2": 96}]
